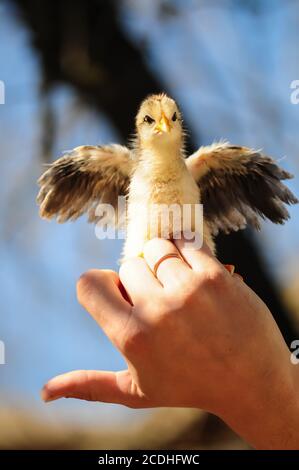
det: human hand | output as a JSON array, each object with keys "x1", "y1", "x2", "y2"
[{"x1": 42, "y1": 237, "x2": 299, "y2": 449}]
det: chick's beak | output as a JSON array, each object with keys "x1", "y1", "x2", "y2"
[{"x1": 154, "y1": 113, "x2": 171, "y2": 133}]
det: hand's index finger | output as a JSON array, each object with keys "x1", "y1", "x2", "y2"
[{"x1": 143, "y1": 238, "x2": 191, "y2": 288}]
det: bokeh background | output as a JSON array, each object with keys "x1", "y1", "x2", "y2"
[{"x1": 1, "y1": 0, "x2": 299, "y2": 450}]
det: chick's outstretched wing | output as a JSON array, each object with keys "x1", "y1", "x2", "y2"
[
  {"x1": 186, "y1": 142, "x2": 298, "y2": 235},
  {"x1": 37, "y1": 144, "x2": 133, "y2": 223}
]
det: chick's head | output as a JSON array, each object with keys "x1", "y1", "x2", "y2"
[{"x1": 136, "y1": 94, "x2": 183, "y2": 150}]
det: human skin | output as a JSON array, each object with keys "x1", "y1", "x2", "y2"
[{"x1": 42, "y1": 236, "x2": 299, "y2": 449}]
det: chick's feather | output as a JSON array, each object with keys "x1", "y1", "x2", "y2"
[
  {"x1": 37, "y1": 144, "x2": 134, "y2": 223},
  {"x1": 186, "y1": 142, "x2": 298, "y2": 235}
]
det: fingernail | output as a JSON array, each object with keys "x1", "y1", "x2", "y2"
[
  {"x1": 41, "y1": 391, "x2": 57, "y2": 403},
  {"x1": 43, "y1": 395, "x2": 58, "y2": 403},
  {"x1": 224, "y1": 264, "x2": 235, "y2": 275},
  {"x1": 41, "y1": 384, "x2": 58, "y2": 403}
]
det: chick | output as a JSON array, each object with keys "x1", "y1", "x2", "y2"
[
  {"x1": 37, "y1": 93, "x2": 297, "y2": 260},
  {"x1": 125, "y1": 94, "x2": 211, "y2": 257}
]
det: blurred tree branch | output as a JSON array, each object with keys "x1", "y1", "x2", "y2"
[{"x1": 13, "y1": 0, "x2": 161, "y2": 138}]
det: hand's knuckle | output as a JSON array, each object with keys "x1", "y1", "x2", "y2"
[
  {"x1": 154, "y1": 296, "x2": 187, "y2": 324},
  {"x1": 198, "y1": 267, "x2": 227, "y2": 291},
  {"x1": 173, "y1": 275, "x2": 201, "y2": 300},
  {"x1": 171, "y1": 290, "x2": 195, "y2": 312},
  {"x1": 76, "y1": 270, "x2": 99, "y2": 304},
  {"x1": 163, "y1": 268, "x2": 228, "y2": 311}
]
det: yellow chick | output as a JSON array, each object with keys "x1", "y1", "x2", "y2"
[{"x1": 37, "y1": 93, "x2": 297, "y2": 260}]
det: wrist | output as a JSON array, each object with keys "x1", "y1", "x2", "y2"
[{"x1": 218, "y1": 360, "x2": 299, "y2": 449}]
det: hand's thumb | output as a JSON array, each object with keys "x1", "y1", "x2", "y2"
[{"x1": 41, "y1": 369, "x2": 149, "y2": 408}]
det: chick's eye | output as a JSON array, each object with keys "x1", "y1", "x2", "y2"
[
  {"x1": 172, "y1": 112, "x2": 177, "y2": 122},
  {"x1": 144, "y1": 115, "x2": 155, "y2": 124}
]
